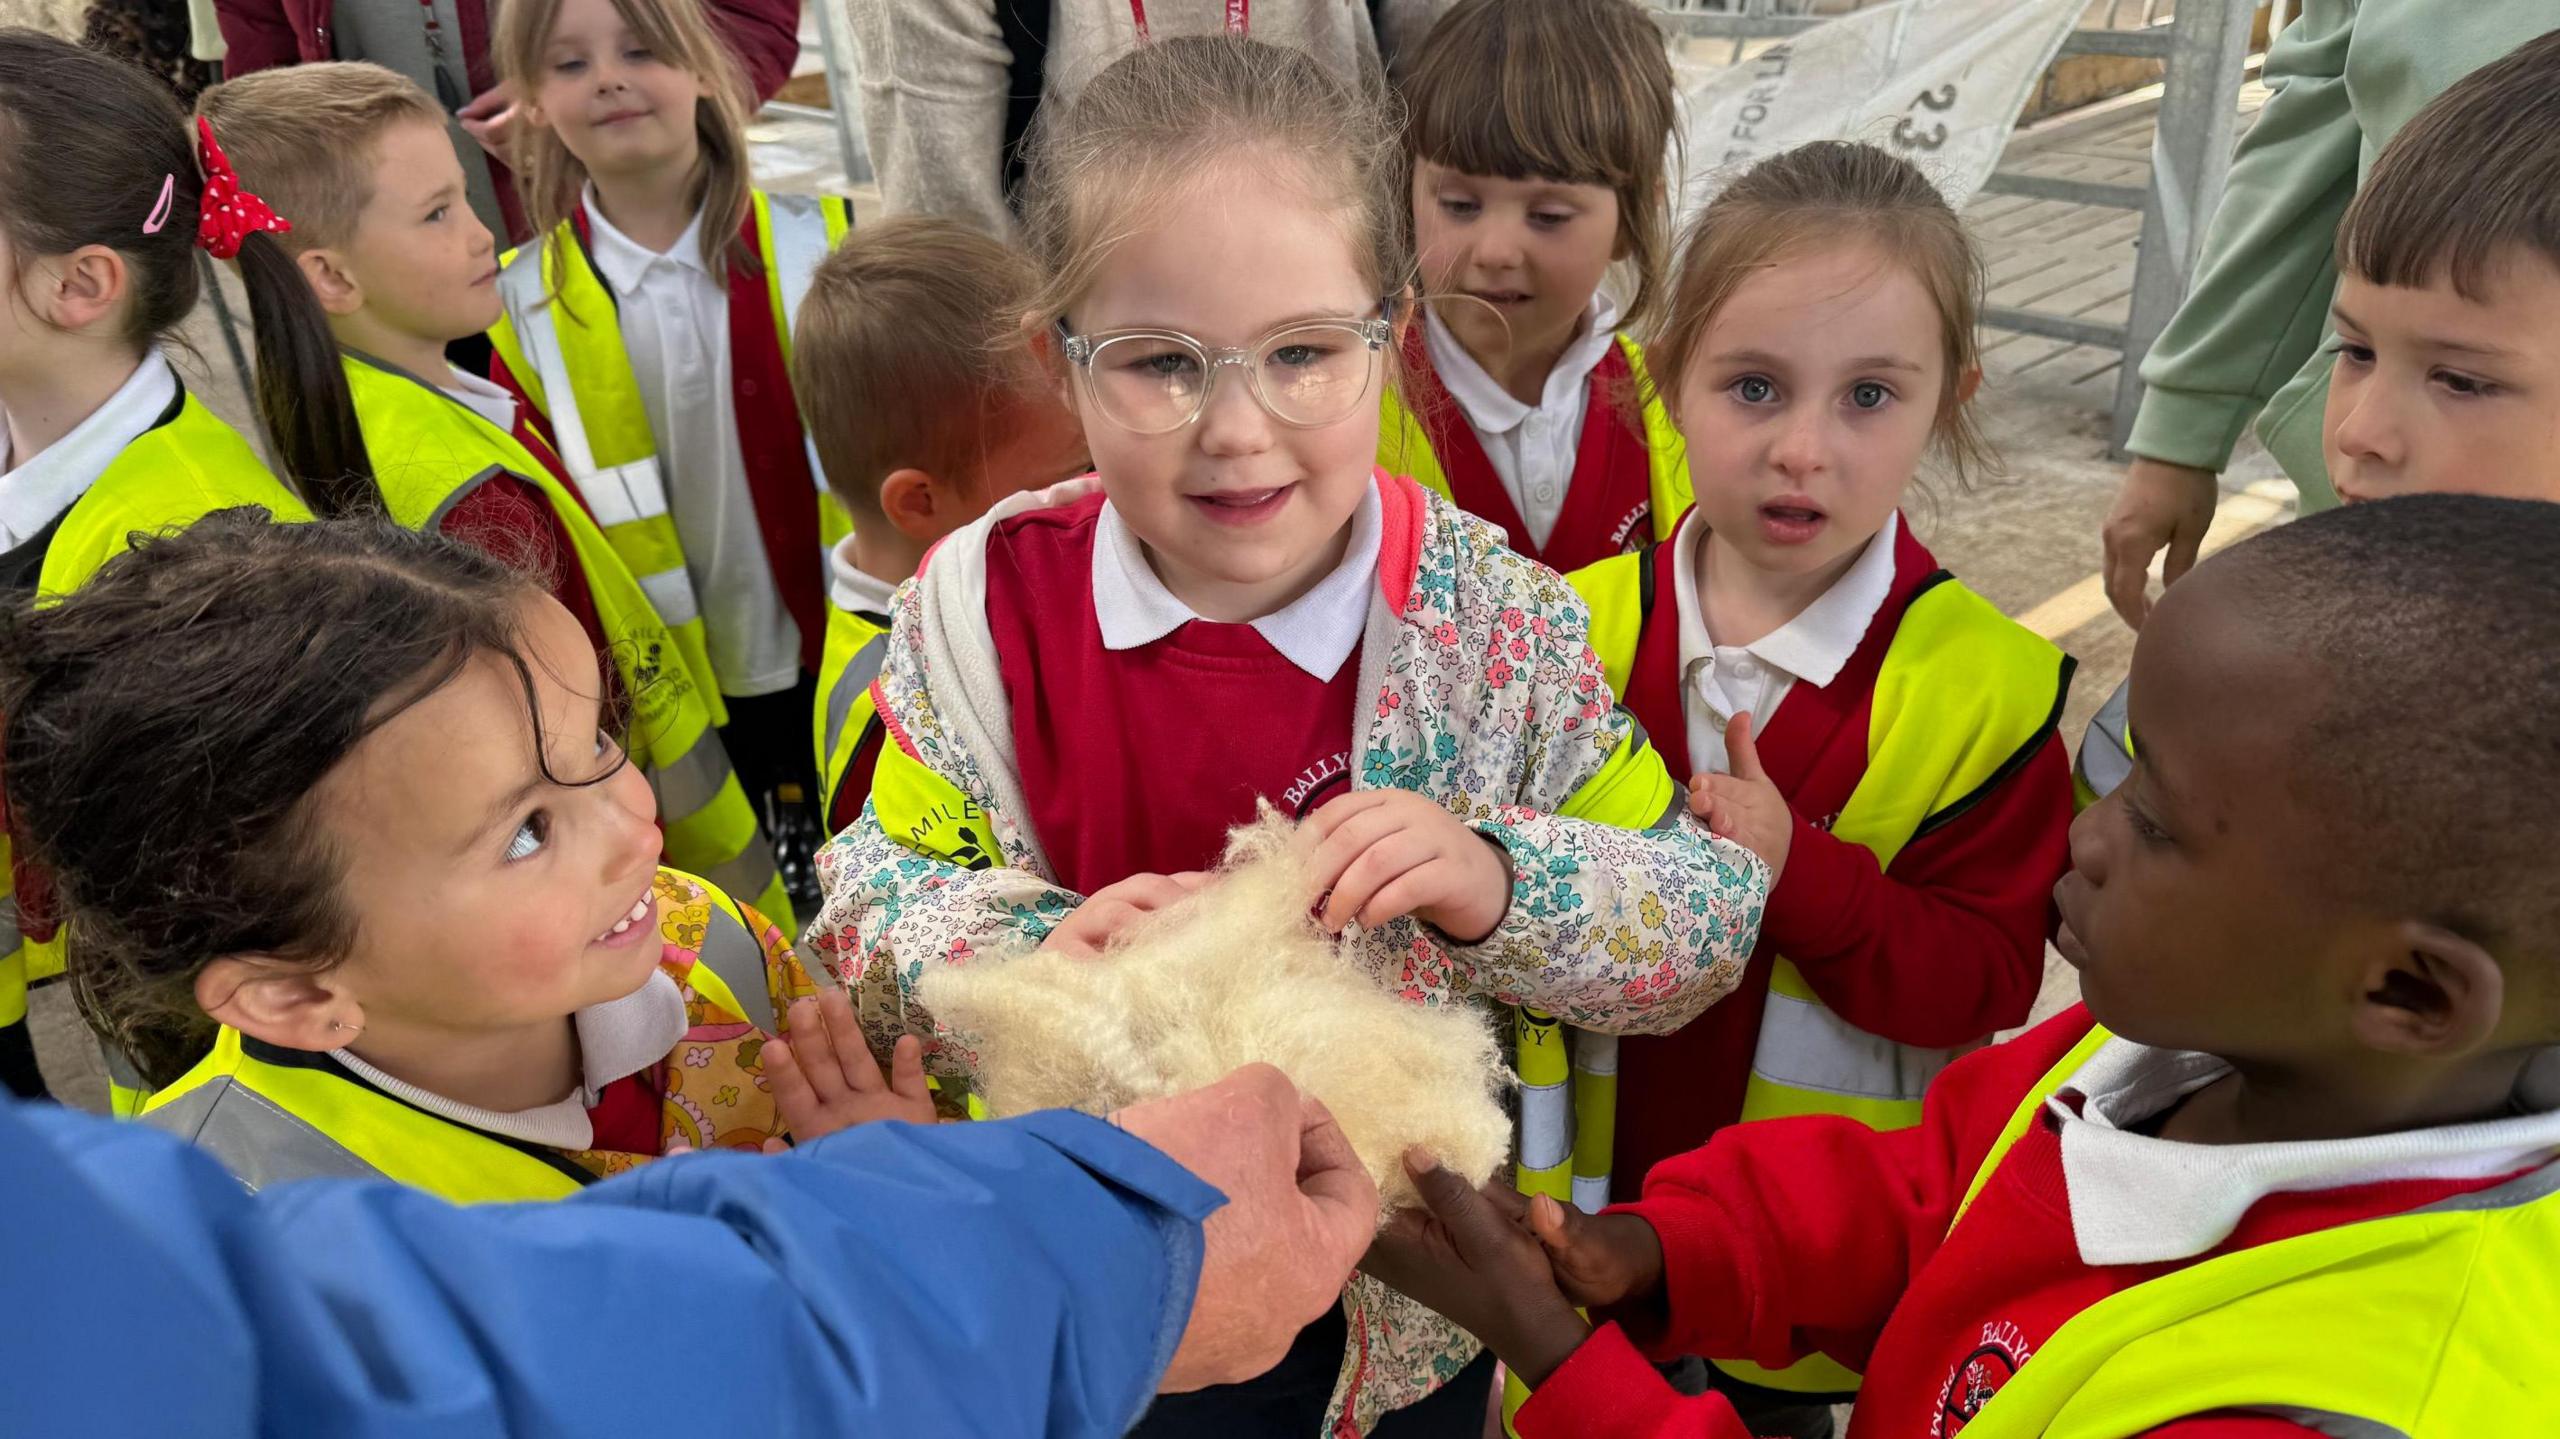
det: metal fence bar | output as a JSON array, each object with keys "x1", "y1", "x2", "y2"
[
  {"x1": 1976, "y1": 171, "x2": 2153, "y2": 209},
  {"x1": 802, "y1": 0, "x2": 872, "y2": 186},
  {"x1": 1982, "y1": 305, "x2": 2129, "y2": 351},
  {"x1": 2110, "y1": 0, "x2": 2256, "y2": 450}
]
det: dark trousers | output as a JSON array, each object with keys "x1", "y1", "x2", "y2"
[{"x1": 1133, "y1": 1304, "x2": 1499, "y2": 1439}]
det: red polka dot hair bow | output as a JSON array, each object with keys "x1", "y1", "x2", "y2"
[{"x1": 194, "y1": 116, "x2": 292, "y2": 260}]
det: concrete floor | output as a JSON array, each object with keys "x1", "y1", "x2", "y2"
[{"x1": 26, "y1": 71, "x2": 2294, "y2": 1109}]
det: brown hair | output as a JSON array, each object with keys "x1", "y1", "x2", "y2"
[
  {"x1": 1651, "y1": 141, "x2": 1995, "y2": 486},
  {"x1": 1400, "y1": 0, "x2": 1678, "y2": 330},
  {"x1": 196, "y1": 63, "x2": 453, "y2": 516},
  {"x1": 1017, "y1": 35, "x2": 1413, "y2": 335},
  {"x1": 493, "y1": 0, "x2": 756, "y2": 288},
  {"x1": 2338, "y1": 29, "x2": 2560, "y2": 302},
  {"x1": 790, "y1": 216, "x2": 1048, "y2": 524},
  {"x1": 0, "y1": 510, "x2": 616, "y2": 1088},
  {"x1": 0, "y1": 28, "x2": 203, "y2": 353}
]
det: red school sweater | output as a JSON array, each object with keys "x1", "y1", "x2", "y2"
[
  {"x1": 980, "y1": 493, "x2": 1361, "y2": 895},
  {"x1": 1609, "y1": 517, "x2": 2071, "y2": 1191},
  {"x1": 1521, "y1": 1007, "x2": 2524, "y2": 1439},
  {"x1": 1398, "y1": 326, "x2": 1660, "y2": 575}
]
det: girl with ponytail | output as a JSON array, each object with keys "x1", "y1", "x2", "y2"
[{"x1": 0, "y1": 26, "x2": 312, "y2": 1100}]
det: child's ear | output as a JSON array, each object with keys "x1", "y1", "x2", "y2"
[
  {"x1": 878, "y1": 467, "x2": 951, "y2": 545},
  {"x1": 196, "y1": 956, "x2": 360, "y2": 1056},
  {"x1": 2347, "y1": 920, "x2": 2506, "y2": 1060},
  {"x1": 297, "y1": 248, "x2": 365, "y2": 317},
  {"x1": 1954, "y1": 365, "x2": 1983, "y2": 407},
  {"x1": 1390, "y1": 286, "x2": 1419, "y2": 348},
  {"x1": 39, "y1": 245, "x2": 129, "y2": 332}
]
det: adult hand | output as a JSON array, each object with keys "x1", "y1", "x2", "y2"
[
  {"x1": 1037, "y1": 872, "x2": 1209, "y2": 959},
  {"x1": 1114, "y1": 1065, "x2": 1378, "y2": 1393},
  {"x1": 2101, "y1": 458, "x2": 2219, "y2": 630},
  {"x1": 1686, "y1": 712, "x2": 1790, "y2": 878},
  {"x1": 1359, "y1": 1150, "x2": 1591, "y2": 1389},
  {"x1": 1304, "y1": 790, "x2": 1512, "y2": 943},
  {"x1": 458, "y1": 83, "x2": 522, "y2": 162}
]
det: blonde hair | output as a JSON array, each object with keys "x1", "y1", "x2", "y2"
[
  {"x1": 1652, "y1": 141, "x2": 1996, "y2": 487},
  {"x1": 1401, "y1": 0, "x2": 1679, "y2": 331},
  {"x1": 1016, "y1": 35, "x2": 1413, "y2": 334},
  {"x1": 196, "y1": 62, "x2": 446, "y2": 255},
  {"x1": 194, "y1": 62, "x2": 453, "y2": 512},
  {"x1": 492, "y1": 0, "x2": 754, "y2": 285},
  {"x1": 790, "y1": 216, "x2": 1049, "y2": 524}
]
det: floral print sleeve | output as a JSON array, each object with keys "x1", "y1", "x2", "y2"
[{"x1": 1364, "y1": 502, "x2": 1767, "y2": 1036}]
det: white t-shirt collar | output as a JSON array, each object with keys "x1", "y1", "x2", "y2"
[
  {"x1": 0, "y1": 351, "x2": 179, "y2": 551},
  {"x1": 1424, "y1": 289, "x2": 1623, "y2": 438},
  {"x1": 1091, "y1": 479, "x2": 1382, "y2": 683},
  {"x1": 829, "y1": 534, "x2": 901, "y2": 616},
  {"x1": 439, "y1": 365, "x2": 523, "y2": 434},
  {"x1": 583, "y1": 183, "x2": 712, "y2": 293},
  {"x1": 1673, "y1": 508, "x2": 1900, "y2": 694},
  {"x1": 329, "y1": 970, "x2": 690, "y2": 1152},
  {"x1": 2051, "y1": 1036, "x2": 2560, "y2": 1266}
]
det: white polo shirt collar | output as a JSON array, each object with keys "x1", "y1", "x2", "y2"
[{"x1": 1091, "y1": 480, "x2": 1382, "y2": 683}]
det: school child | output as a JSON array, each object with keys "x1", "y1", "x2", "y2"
[
  {"x1": 195, "y1": 61, "x2": 793, "y2": 930},
  {"x1": 486, "y1": 0, "x2": 857, "y2": 906},
  {"x1": 2077, "y1": 31, "x2": 2560, "y2": 804},
  {"x1": 0, "y1": 512, "x2": 933, "y2": 1195},
  {"x1": 789, "y1": 216, "x2": 1091, "y2": 835},
  {"x1": 1380, "y1": 0, "x2": 1691, "y2": 575},
  {"x1": 1563, "y1": 142, "x2": 2074, "y2": 1415},
  {"x1": 806, "y1": 36, "x2": 1769, "y2": 1439},
  {"x1": 1370, "y1": 493, "x2": 2560, "y2": 1438},
  {"x1": 0, "y1": 30, "x2": 315, "y2": 1102}
]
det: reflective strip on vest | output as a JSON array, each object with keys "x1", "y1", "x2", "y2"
[
  {"x1": 142, "y1": 1074, "x2": 389, "y2": 1188},
  {"x1": 1569, "y1": 1030, "x2": 1617, "y2": 1215},
  {"x1": 688, "y1": 884, "x2": 778, "y2": 1036},
  {"x1": 2077, "y1": 678, "x2": 2133, "y2": 805},
  {"x1": 1513, "y1": 1006, "x2": 1571, "y2": 1197},
  {"x1": 822, "y1": 633, "x2": 889, "y2": 770},
  {"x1": 495, "y1": 255, "x2": 707, "y2": 636},
  {"x1": 143, "y1": 1029, "x2": 590, "y2": 1200}
]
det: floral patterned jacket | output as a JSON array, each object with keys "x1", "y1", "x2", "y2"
[{"x1": 804, "y1": 472, "x2": 1767, "y2": 1432}]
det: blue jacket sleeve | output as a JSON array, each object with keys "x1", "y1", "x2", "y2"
[{"x1": 3, "y1": 1100, "x2": 1220, "y2": 1438}]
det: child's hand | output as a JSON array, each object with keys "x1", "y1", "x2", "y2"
[
  {"x1": 1523, "y1": 1190, "x2": 1667, "y2": 1313},
  {"x1": 766, "y1": 990, "x2": 936, "y2": 1140},
  {"x1": 1038, "y1": 872, "x2": 1210, "y2": 958},
  {"x1": 1304, "y1": 791, "x2": 1511, "y2": 943},
  {"x1": 1687, "y1": 712, "x2": 1792, "y2": 877},
  {"x1": 1360, "y1": 1150, "x2": 1591, "y2": 1388}
]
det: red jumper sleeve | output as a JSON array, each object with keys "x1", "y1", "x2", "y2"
[{"x1": 1759, "y1": 735, "x2": 2072, "y2": 1049}]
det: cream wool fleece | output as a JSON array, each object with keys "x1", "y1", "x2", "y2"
[{"x1": 919, "y1": 808, "x2": 1513, "y2": 1218}]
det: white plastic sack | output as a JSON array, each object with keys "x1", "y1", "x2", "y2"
[{"x1": 1675, "y1": 0, "x2": 2088, "y2": 223}]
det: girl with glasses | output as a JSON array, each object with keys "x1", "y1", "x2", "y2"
[{"x1": 807, "y1": 33, "x2": 1771, "y2": 1439}]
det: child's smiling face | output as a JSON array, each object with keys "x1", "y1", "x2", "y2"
[
  {"x1": 2324, "y1": 248, "x2": 2560, "y2": 506},
  {"x1": 313, "y1": 593, "x2": 669, "y2": 1040},
  {"x1": 1064, "y1": 156, "x2": 1386, "y2": 624}
]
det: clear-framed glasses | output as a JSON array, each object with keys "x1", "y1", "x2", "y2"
[{"x1": 1058, "y1": 307, "x2": 1396, "y2": 435}]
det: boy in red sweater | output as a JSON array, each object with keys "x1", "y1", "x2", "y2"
[{"x1": 1365, "y1": 494, "x2": 2560, "y2": 1437}]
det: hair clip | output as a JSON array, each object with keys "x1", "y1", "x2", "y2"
[{"x1": 143, "y1": 174, "x2": 176, "y2": 236}]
